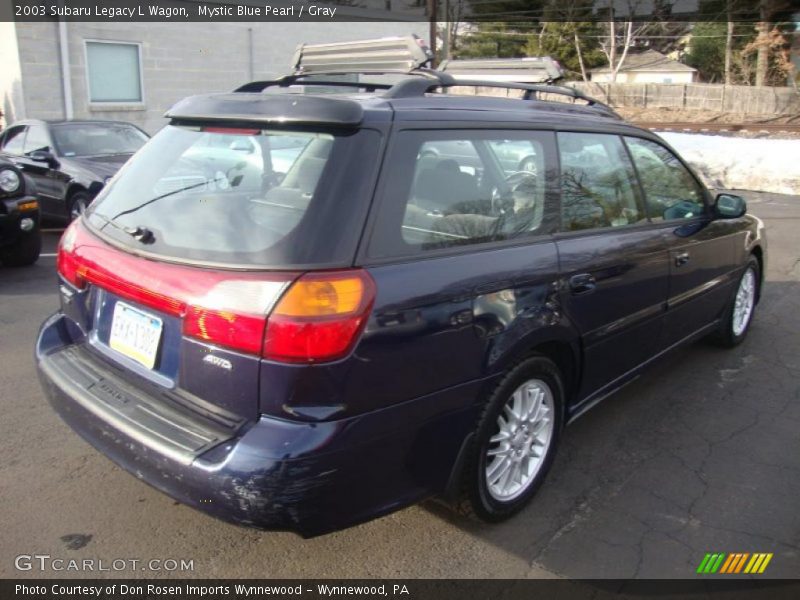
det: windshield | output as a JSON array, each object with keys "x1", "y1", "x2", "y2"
[
  {"x1": 51, "y1": 123, "x2": 149, "y2": 157},
  {"x1": 86, "y1": 124, "x2": 379, "y2": 267}
]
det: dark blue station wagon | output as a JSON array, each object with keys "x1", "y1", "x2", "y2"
[{"x1": 36, "y1": 58, "x2": 766, "y2": 537}]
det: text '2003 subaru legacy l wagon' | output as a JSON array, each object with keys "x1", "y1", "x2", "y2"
[{"x1": 37, "y1": 37, "x2": 766, "y2": 537}]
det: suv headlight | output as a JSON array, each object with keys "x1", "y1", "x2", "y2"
[{"x1": 0, "y1": 168, "x2": 21, "y2": 193}]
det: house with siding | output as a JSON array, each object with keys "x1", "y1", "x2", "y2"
[{"x1": 590, "y1": 50, "x2": 697, "y2": 84}]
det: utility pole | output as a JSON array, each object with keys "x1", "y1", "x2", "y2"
[
  {"x1": 427, "y1": 0, "x2": 438, "y2": 66},
  {"x1": 443, "y1": 0, "x2": 451, "y2": 60}
]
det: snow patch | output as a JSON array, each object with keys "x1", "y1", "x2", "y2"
[{"x1": 657, "y1": 132, "x2": 800, "y2": 196}]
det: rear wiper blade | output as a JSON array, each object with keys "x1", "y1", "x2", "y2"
[{"x1": 111, "y1": 177, "x2": 223, "y2": 220}]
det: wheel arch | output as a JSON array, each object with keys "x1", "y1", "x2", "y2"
[
  {"x1": 750, "y1": 245, "x2": 764, "y2": 303},
  {"x1": 66, "y1": 182, "x2": 89, "y2": 201}
]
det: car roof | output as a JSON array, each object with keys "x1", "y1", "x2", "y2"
[{"x1": 166, "y1": 88, "x2": 653, "y2": 139}]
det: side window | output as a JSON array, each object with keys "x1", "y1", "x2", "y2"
[
  {"x1": 625, "y1": 137, "x2": 706, "y2": 221},
  {"x1": 23, "y1": 125, "x2": 51, "y2": 155},
  {"x1": 368, "y1": 131, "x2": 554, "y2": 258},
  {"x1": 1, "y1": 126, "x2": 27, "y2": 155},
  {"x1": 558, "y1": 132, "x2": 643, "y2": 231}
]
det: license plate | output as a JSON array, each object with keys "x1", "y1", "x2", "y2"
[{"x1": 109, "y1": 301, "x2": 163, "y2": 369}]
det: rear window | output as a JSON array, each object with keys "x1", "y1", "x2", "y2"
[
  {"x1": 86, "y1": 124, "x2": 380, "y2": 268},
  {"x1": 51, "y1": 123, "x2": 148, "y2": 157}
]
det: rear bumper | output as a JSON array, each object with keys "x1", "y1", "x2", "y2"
[{"x1": 36, "y1": 313, "x2": 483, "y2": 537}]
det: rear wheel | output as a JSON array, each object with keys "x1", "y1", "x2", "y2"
[
  {"x1": 713, "y1": 256, "x2": 760, "y2": 347},
  {"x1": 68, "y1": 191, "x2": 90, "y2": 221},
  {"x1": 456, "y1": 356, "x2": 564, "y2": 521},
  {"x1": 1, "y1": 228, "x2": 41, "y2": 267}
]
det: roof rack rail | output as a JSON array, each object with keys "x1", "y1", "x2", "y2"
[
  {"x1": 384, "y1": 78, "x2": 620, "y2": 118},
  {"x1": 235, "y1": 75, "x2": 393, "y2": 94},
  {"x1": 234, "y1": 68, "x2": 454, "y2": 94}
]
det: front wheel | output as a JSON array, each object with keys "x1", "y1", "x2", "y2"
[
  {"x1": 457, "y1": 356, "x2": 564, "y2": 522},
  {"x1": 713, "y1": 256, "x2": 760, "y2": 347},
  {"x1": 68, "y1": 191, "x2": 90, "y2": 221}
]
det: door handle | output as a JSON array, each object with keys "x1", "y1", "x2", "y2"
[
  {"x1": 569, "y1": 273, "x2": 596, "y2": 295},
  {"x1": 675, "y1": 252, "x2": 690, "y2": 267}
]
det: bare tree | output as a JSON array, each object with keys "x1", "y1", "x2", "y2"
[
  {"x1": 598, "y1": 1, "x2": 651, "y2": 82},
  {"x1": 443, "y1": 0, "x2": 468, "y2": 59},
  {"x1": 574, "y1": 31, "x2": 588, "y2": 82},
  {"x1": 725, "y1": 1, "x2": 734, "y2": 84},
  {"x1": 600, "y1": 20, "x2": 648, "y2": 82}
]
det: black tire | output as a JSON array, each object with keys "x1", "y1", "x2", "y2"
[
  {"x1": 67, "y1": 191, "x2": 90, "y2": 221},
  {"x1": 455, "y1": 355, "x2": 565, "y2": 522},
  {"x1": 1, "y1": 229, "x2": 41, "y2": 267},
  {"x1": 712, "y1": 256, "x2": 760, "y2": 348}
]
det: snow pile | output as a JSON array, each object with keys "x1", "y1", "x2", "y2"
[{"x1": 657, "y1": 132, "x2": 800, "y2": 196}]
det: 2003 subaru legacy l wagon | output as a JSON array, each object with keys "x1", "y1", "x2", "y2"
[{"x1": 36, "y1": 37, "x2": 766, "y2": 537}]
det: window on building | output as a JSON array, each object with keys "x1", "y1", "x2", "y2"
[{"x1": 85, "y1": 41, "x2": 143, "y2": 103}]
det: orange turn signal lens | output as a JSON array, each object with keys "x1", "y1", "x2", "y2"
[
  {"x1": 18, "y1": 200, "x2": 38, "y2": 212},
  {"x1": 273, "y1": 276, "x2": 365, "y2": 317}
]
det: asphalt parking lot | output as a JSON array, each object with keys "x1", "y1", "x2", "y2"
[{"x1": 1, "y1": 191, "x2": 798, "y2": 579}]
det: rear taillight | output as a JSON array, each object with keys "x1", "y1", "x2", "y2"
[
  {"x1": 183, "y1": 279, "x2": 289, "y2": 355},
  {"x1": 57, "y1": 220, "x2": 375, "y2": 363},
  {"x1": 264, "y1": 270, "x2": 376, "y2": 363},
  {"x1": 57, "y1": 220, "x2": 84, "y2": 288}
]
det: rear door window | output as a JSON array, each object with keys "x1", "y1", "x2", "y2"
[
  {"x1": 86, "y1": 124, "x2": 380, "y2": 268},
  {"x1": 558, "y1": 132, "x2": 645, "y2": 231},
  {"x1": 624, "y1": 136, "x2": 706, "y2": 221},
  {"x1": 368, "y1": 130, "x2": 556, "y2": 259}
]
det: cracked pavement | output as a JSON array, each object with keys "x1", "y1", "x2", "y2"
[{"x1": 1, "y1": 190, "x2": 798, "y2": 579}]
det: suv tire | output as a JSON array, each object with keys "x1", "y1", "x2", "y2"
[
  {"x1": 457, "y1": 355, "x2": 564, "y2": 522},
  {"x1": 1, "y1": 228, "x2": 41, "y2": 267}
]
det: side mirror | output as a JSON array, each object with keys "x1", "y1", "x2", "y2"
[
  {"x1": 29, "y1": 149, "x2": 58, "y2": 167},
  {"x1": 714, "y1": 193, "x2": 747, "y2": 219}
]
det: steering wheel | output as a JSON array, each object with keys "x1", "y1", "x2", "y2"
[{"x1": 491, "y1": 171, "x2": 537, "y2": 216}]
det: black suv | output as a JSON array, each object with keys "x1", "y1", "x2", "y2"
[
  {"x1": 36, "y1": 38, "x2": 766, "y2": 537},
  {"x1": 0, "y1": 158, "x2": 41, "y2": 266},
  {"x1": 0, "y1": 119, "x2": 148, "y2": 221}
]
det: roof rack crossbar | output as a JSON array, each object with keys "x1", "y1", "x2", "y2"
[{"x1": 384, "y1": 77, "x2": 619, "y2": 117}]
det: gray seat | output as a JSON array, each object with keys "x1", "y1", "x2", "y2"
[{"x1": 412, "y1": 159, "x2": 480, "y2": 214}]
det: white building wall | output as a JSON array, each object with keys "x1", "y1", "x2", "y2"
[{"x1": 11, "y1": 21, "x2": 418, "y2": 133}]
